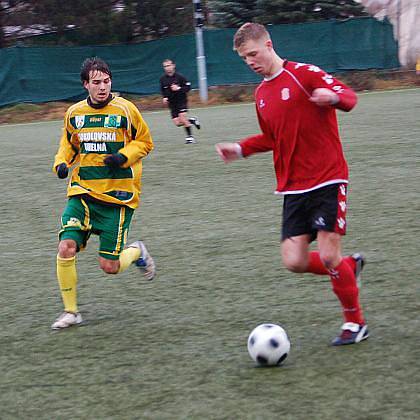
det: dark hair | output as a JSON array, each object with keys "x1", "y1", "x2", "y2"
[{"x1": 80, "y1": 57, "x2": 112, "y2": 84}]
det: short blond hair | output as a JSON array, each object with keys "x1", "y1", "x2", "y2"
[{"x1": 233, "y1": 22, "x2": 270, "y2": 50}]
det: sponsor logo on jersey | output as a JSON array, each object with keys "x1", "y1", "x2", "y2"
[
  {"x1": 89, "y1": 117, "x2": 102, "y2": 123},
  {"x1": 84, "y1": 142, "x2": 107, "y2": 152},
  {"x1": 259, "y1": 98, "x2": 266, "y2": 108},
  {"x1": 66, "y1": 217, "x2": 82, "y2": 228},
  {"x1": 79, "y1": 132, "x2": 117, "y2": 142},
  {"x1": 281, "y1": 88, "x2": 290, "y2": 101},
  {"x1": 104, "y1": 115, "x2": 122, "y2": 128},
  {"x1": 75, "y1": 116, "x2": 85, "y2": 129}
]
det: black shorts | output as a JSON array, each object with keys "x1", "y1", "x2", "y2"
[
  {"x1": 281, "y1": 183, "x2": 348, "y2": 242},
  {"x1": 169, "y1": 101, "x2": 188, "y2": 118}
]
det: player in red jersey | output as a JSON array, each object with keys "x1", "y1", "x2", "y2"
[{"x1": 216, "y1": 22, "x2": 368, "y2": 346}]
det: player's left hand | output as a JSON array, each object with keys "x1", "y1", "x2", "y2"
[
  {"x1": 309, "y1": 88, "x2": 339, "y2": 107},
  {"x1": 104, "y1": 153, "x2": 127, "y2": 168},
  {"x1": 56, "y1": 163, "x2": 69, "y2": 179}
]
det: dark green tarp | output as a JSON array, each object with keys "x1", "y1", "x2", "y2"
[{"x1": 0, "y1": 18, "x2": 398, "y2": 107}]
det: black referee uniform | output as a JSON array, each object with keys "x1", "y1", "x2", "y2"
[{"x1": 160, "y1": 72, "x2": 191, "y2": 118}]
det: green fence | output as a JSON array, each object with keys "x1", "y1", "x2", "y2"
[{"x1": 0, "y1": 17, "x2": 398, "y2": 107}]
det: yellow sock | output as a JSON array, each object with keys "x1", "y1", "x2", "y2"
[
  {"x1": 118, "y1": 247, "x2": 140, "y2": 273},
  {"x1": 56, "y1": 255, "x2": 78, "y2": 313}
]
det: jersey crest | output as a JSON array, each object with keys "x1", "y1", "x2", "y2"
[
  {"x1": 281, "y1": 88, "x2": 290, "y2": 101},
  {"x1": 75, "y1": 116, "x2": 85, "y2": 129}
]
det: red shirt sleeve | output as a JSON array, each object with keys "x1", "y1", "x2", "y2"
[
  {"x1": 239, "y1": 105, "x2": 274, "y2": 157},
  {"x1": 302, "y1": 64, "x2": 357, "y2": 112}
]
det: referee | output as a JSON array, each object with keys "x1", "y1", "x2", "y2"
[{"x1": 160, "y1": 59, "x2": 200, "y2": 144}]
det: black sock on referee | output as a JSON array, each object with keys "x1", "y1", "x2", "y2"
[{"x1": 184, "y1": 126, "x2": 192, "y2": 136}]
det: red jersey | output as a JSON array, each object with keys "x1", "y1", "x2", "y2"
[{"x1": 239, "y1": 60, "x2": 357, "y2": 194}]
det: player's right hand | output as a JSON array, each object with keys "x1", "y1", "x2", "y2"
[
  {"x1": 56, "y1": 163, "x2": 69, "y2": 179},
  {"x1": 215, "y1": 143, "x2": 242, "y2": 163},
  {"x1": 309, "y1": 88, "x2": 339, "y2": 106}
]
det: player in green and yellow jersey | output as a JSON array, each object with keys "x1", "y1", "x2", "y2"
[{"x1": 51, "y1": 57, "x2": 155, "y2": 330}]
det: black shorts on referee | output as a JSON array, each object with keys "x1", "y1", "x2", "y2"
[{"x1": 169, "y1": 101, "x2": 188, "y2": 118}]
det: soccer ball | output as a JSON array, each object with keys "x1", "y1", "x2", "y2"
[{"x1": 247, "y1": 323, "x2": 290, "y2": 366}]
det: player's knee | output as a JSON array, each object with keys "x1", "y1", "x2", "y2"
[
  {"x1": 58, "y1": 240, "x2": 77, "y2": 258},
  {"x1": 282, "y1": 254, "x2": 306, "y2": 273},
  {"x1": 99, "y1": 258, "x2": 119, "y2": 274},
  {"x1": 319, "y1": 252, "x2": 340, "y2": 269},
  {"x1": 102, "y1": 266, "x2": 118, "y2": 274}
]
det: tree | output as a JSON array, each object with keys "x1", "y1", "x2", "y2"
[
  {"x1": 0, "y1": 5, "x2": 4, "y2": 48},
  {"x1": 207, "y1": 0, "x2": 262, "y2": 27},
  {"x1": 30, "y1": 0, "x2": 131, "y2": 44},
  {"x1": 0, "y1": 0, "x2": 368, "y2": 46},
  {"x1": 207, "y1": 0, "x2": 367, "y2": 27},
  {"x1": 130, "y1": 0, "x2": 193, "y2": 39},
  {"x1": 0, "y1": 0, "x2": 195, "y2": 46}
]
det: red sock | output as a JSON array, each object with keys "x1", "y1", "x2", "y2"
[
  {"x1": 307, "y1": 251, "x2": 329, "y2": 275},
  {"x1": 343, "y1": 255, "x2": 356, "y2": 272},
  {"x1": 307, "y1": 252, "x2": 357, "y2": 276},
  {"x1": 329, "y1": 259, "x2": 364, "y2": 324}
]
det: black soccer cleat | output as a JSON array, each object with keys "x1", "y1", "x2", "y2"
[{"x1": 189, "y1": 116, "x2": 200, "y2": 130}]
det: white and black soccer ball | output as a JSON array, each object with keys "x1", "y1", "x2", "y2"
[{"x1": 247, "y1": 323, "x2": 290, "y2": 366}]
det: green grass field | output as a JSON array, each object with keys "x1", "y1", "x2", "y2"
[{"x1": 0, "y1": 89, "x2": 419, "y2": 419}]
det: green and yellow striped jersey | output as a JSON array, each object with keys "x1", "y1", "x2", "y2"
[{"x1": 53, "y1": 96, "x2": 153, "y2": 209}]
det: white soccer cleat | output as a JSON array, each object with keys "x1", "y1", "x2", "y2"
[
  {"x1": 331, "y1": 322, "x2": 369, "y2": 346},
  {"x1": 185, "y1": 136, "x2": 196, "y2": 144},
  {"x1": 129, "y1": 240, "x2": 156, "y2": 280},
  {"x1": 51, "y1": 311, "x2": 83, "y2": 330}
]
